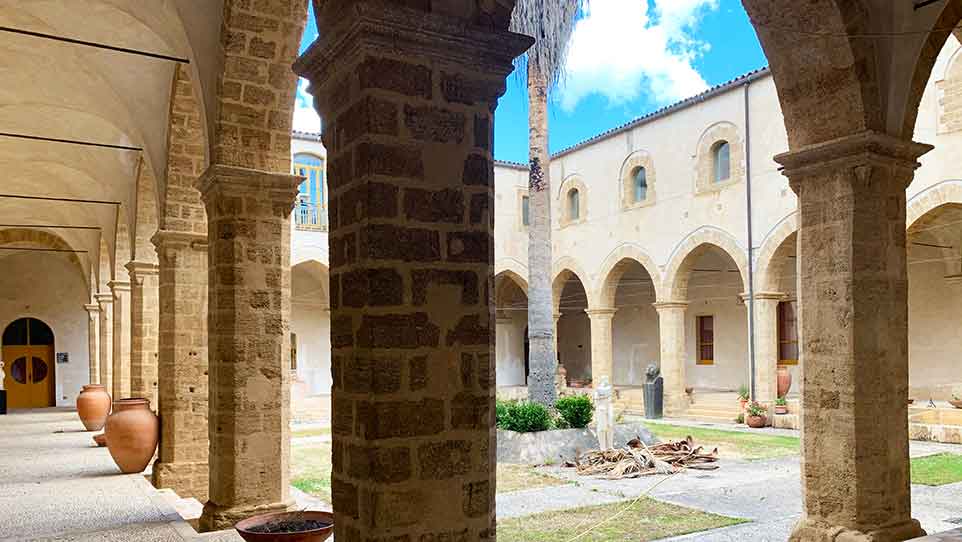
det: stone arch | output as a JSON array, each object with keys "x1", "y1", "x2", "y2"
[
  {"x1": 695, "y1": 121, "x2": 744, "y2": 193},
  {"x1": 557, "y1": 174, "x2": 588, "y2": 227},
  {"x1": 0, "y1": 228, "x2": 88, "y2": 291},
  {"x1": 132, "y1": 159, "x2": 160, "y2": 265},
  {"x1": 755, "y1": 213, "x2": 799, "y2": 293},
  {"x1": 161, "y1": 65, "x2": 208, "y2": 236},
  {"x1": 552, "y1": 257, "x2": 594, "y2": 312},
  {"x1": 664, "y1": 227, "x2": 749, "y2": 301},
  {"x1": 114, "y1": 204, "x2": 132, "y2": 280},
  {"x1": 619, "y1": 151, "x2": 656, "y2": 208},
  {"x1": 495, "y1": 258, "x2": 529, "y2": 295},
  {"x1": 907, "y1": 180, "x2": 962, "y2": 230},
  {"x1": 594, "y1": 244, "x2": 666, "y2": 305},
  {"x1": 292, "y1": 259, "x2": 330, "y2": 305},
  {"x1": 98, "y1": 237, "x2": 112, "y2": 291},
  {"x1": 902, "y1": 2, "x2": 962, "y2": 139},
  {"x1": 495, "y1": 269, "x2": 529, "y2": 299}
]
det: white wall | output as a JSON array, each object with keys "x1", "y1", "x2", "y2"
[
  {"x1": 496, "y1": 311, "x2": 527, "y2": 386},
  {"x1": 611, "y1": 305, "x2": 659, "y2": 386},
  {"x1": 0, "y1": 253, "x2": 89, "y2": 406},
  {"x1": 291, "y1": 302, "x2": 331, "y2": 395}
]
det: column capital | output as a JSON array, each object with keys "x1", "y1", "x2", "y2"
[
  {"x1": 198, "y1": 164, "x2": 302, "y2": 211},
  {"x1": 774, "y1": 130, "x2": 932, "y2": 192},
  {"x1": 585, "y1": 308, "x2": 618, "y2": 319},
  {"x1": 93, "y1": 292, "x2": 113, "y2": 305},
  {"x1": 108, "y1": 280, "x2": 131, "y2": 294},
  {"x1": 125, "y1": 260, "x2": 159, "y2": 277},
  {"x1": 84, "y1": 303, "x2": 101, "y2": 314},
  {"x1": 495, "y1": 310, "x2": 512, "y2": 323},
  {"x1": 294, "y1": 2, "x2": 532, "y2": 103},
  {"x1": 152, "y1": 229, "x2": 207, "y2": 251},
  {"x1": 740, "y1": 291, "x2": 787, "y2": 302},
  {"x1": 653, "y1": 301, "x2": 688, "y2": 311}
]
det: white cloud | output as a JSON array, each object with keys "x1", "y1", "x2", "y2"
[
  {"x1": 292, "y1": 78, "x2": 321, "y2": 133},
  {"x1": 558, "y1": 0, "x2": 718, "y2": 112}
]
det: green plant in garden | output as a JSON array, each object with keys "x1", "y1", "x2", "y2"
[
  {"x1": 775, "y1": 397, "x2": 787, "y2": 406},
  {"x1": 555, "y1": 395, "x2": 594, "y2": 428},
  {"x1": 737, "y1": 385, "x2": 750, "y2": 401},
  {"x1": 496, "y1": 399, "x2": 553, "y2": 432},
  {"x1": 735, "y1": 413, "x2": 745, "y2": 424},
  {"x1": 746, "y1": 401, "x2": 767, "y2": 418}
]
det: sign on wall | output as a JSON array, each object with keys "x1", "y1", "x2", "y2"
[{"x1": 56, "y1": 352, "x2": 68, "y2": 364}]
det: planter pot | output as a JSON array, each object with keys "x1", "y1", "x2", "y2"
[
  {"x1": 949, "y1": 401, "x2": 962, "y2": 409},
  {"x1": 105, "y1": 398, "x2": 158, "y2": 474},
  {"x1": 235, "y1": 511, "x2": 334, "y2": 542},
  {"x1": 746, "y1": 415, "x2": 767, "y2": 428},
  {"x1": 739, "y1": 398, "x2": 748, "y2": 411},
  {"x1": 77, "y1": 384, "x2": 112, "y2": 431},
  {"x1": 93, "y1": 433, "x2": 107, "y2": 447},
  {"x1": 776, "y1": 366, "x2": 793, "y2": 398},
  {"x1": 774, "y1": 405, "x2": 788, "y2": 415}
]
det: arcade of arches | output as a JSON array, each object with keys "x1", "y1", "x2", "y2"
[{"x1": 2, "y1": 1, "x2": 962, "y2": 541}]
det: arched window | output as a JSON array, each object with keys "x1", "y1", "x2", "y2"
[
  {"x1": 292, "y1": 153, "x2": 326, "y2": 230},
  {"x1": 633, "y1": 167, "x2": 647, "y2": 202},
  {"x1": 712, "y1": 141, "x2": 731, "y2": 183},
  {"x1": 568, "y1": 189, "x2": 580, "y2": 221}
]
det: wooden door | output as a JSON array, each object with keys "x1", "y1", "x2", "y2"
[{"x1": 2, "y1": 345, "x2": 54, "y2": 408}]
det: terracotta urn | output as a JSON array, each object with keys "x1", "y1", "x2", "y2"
[
  {"x1": 235, "y1": 510, "x2": 334, "y2": 542},
  {"x1": 776, "y1": 366, "x2": 793, "y2": 398},
  {"x1": 949, "y1": 400, "x2": 962, "y2": 409},
  {"x1": 77, "y1": 384, "x2": 112, "y2": 431},
  {"x1": 746, "y1": 415, "x2": 767, "y2": 428},
  {"x1": 93, "y1": 433, "x2": 107, "y2": 447},
  {"x1": 104, "y1": 398, "x2": 159, "y2": 474}
]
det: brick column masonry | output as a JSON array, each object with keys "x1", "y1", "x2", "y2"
[
  {"x1": 586, "y1": 309, "x2": 617, "y2": 385},
  {"x1": 197, "y1": 165, "x2": 300, "y2": 530},
  {"x1": 109, "y1": 280, "x2": 132, "y2": 399},
  {"x1": 295, "y1": 4, "x2": 531, "y2": 540},
  {"x1": 127, "y1": 261, "x2": 160, "y2": 407},
  {"x1": 653, "y1": 302, "x2": 689, "y2": 415},
  {"x1": 152, "y1": 230, "x2": 209, "y2": 502},
  {"x1": 84, "y1": 303, "x2": 101, "y2": 385},
  {"x1": 742, "y1": 292, "x2": 785, "y2": 405},
  {"x1": 778, "y1": 131, "x2": 930, "y2": 542},
  {"x1": 95, "y1": 292, "x2": 113, "y2": 393}
]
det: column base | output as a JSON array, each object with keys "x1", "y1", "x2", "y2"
[
  {"x1": 790, "y1": 518, "x2": 925, "y2": 542},
  {"x1": 152, "y1": 460, "x2": 209, "y2": 503},
  {"x1": 200, "y1": 498, "x2": 296, "y2": 532},
  {"x1": 664, "y1": 394, "x2": 690, "y2": 417}
]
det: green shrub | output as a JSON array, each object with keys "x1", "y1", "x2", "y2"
[
  {"x1": 496, "y1": 400, "x2": 552, "y2": 433},
  {"x1": 555, "y1": 395, "x2": 594, "y2": 428}
]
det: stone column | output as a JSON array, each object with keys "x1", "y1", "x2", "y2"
[
  {"x1": 747, "y1": 292, "x2": 784, "y2": 405},
  {"x1": 127, "y1": 261, "x2": 159, "y2": 407},
  {"x1": 585, "y1": 308, "x2": 617, "y2": 385},
  {"x1": 654, "y1": 302, "x2": 688, "y2": 415},
  {"x1": 777, "y1": 131, "x2": 930, "y2": 542},
  {"x1": 151, "y1": 230, "x2": 209, "y2": 502},
  {"x1": 94, "y1": 292, "x2": 113, "y2": 393},
  {"x1": 553, "y1": 312, "x2": 562, "y2": 353},
  {"x1": 109, "y1": 280, "x2": 132, "y2": 399},
  {"x1": 295, "y1": 4, "x2": 531, "y2": 540},
  {"x1": 197, "y1": 165, "x2": 300, "y2": 530},
  {"x1": 83, "y1": 303, "x2": 101, "y2": 384}
]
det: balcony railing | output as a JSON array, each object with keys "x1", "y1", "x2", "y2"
[{"x1": 294, "y1": 201, "x2": 327, "y2": 231}]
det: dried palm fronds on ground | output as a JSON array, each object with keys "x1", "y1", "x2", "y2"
[{"x1": 565, "y1": 436, "x2": 720, "y2": 479}]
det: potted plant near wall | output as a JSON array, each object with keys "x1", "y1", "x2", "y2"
[
  {"x1": 950, "y1": 395, "x2": 962, "y2": 409},
  {"x1": 737, "y1": 385, "x2": 750, "y2": 411},
  {"x1": 774, "y1": 397, "x2": 788, "y2": 415},
  {"x1": 745, "y1": 402, "x2": 767, "y2": 428},
  {"x1": 235, "y1": 510, "x2": 334, "y2": 542}
]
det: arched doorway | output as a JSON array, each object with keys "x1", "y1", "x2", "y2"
[
  {"x1": 494, "y1": 272, "x2": 529, "y2": 388},
  {"x1": 555, "y1": 271, "x2": 592, "y2": 387},
  {"x1": 2, "y1": 318, "x2": 55, "y2": 408},
  {"x1": 600, "y1": 259, "x2": 661, "y2": 388}
]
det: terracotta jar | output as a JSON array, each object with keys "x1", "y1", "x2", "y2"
[
  {"x1": 776, "y1": 366, "x2": 793, "y2": 398},
  {"x1": 77, "y1": 384, "x2": 112, "y2": 431},
  {"x1": 105, "y1": 398, "x2": 159, "y2": 474}
]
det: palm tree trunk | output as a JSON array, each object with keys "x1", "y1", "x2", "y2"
[{"x1": 526, "y1": 61, "x2": 557, "y2": 406}]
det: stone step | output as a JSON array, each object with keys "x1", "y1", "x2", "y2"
[{"x1": 677, "y1": 413, "x2": 739, "y2": 424}]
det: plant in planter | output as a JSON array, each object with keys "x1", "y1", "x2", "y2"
[
  {"x1": 737, "y1": 385, "x2": 750, "y2": 411},
  {"x1": 774, "y1": 397, "x2": 788, "y2": 415},
  {"x1": 950, "y1": 395, "x2": 962, "y2": 409},
  {"x1": 745, "y1": 401, "x2": 767, "y2": 428},
  {"x1": 735, "y1": 413, "x2": 745, "y2": 424},
  {"x1": 235, "y1": 510, "x2": 333, "y2": 542}
]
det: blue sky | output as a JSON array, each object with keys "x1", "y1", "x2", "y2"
[{"x1": 294, "y1": 0, "x2": 767, "y2": 164}]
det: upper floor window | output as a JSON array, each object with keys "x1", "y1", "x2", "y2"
[
  {"x1": 568, "y1": 189, "x2": 580, "y2": 221},
  {"x1": 292, "y1": 153, "x2": 327, "y2": 230},
  {"x1": 712, "y1": 141, "x2": 731, "y2": 183},
  {"x1": 521, "y1": 195, "x2": 530, "y2": 226},
  {"x1": 633, "y1": 167, "x2": 648, "y2": 202}
]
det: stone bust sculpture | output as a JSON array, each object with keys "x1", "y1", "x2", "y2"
[{"x1": 645, "y1": 364, "x2": 661, "y2": 383}]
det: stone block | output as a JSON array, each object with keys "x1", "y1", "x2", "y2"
[
  {"x1": 403, "y1": 188, "x2": 464, "y2": 224},
  {"x1": 403, "y1": 105, "x2": 465, "y2": 143},
  {"x1": 358, "y1": 56, "x2": 432, "y2": 99},
  {"x1": 411, "y1": 269, "x2": 479, "y2": 306},
  {"x1": 418, "y1": 440, "x2": 472, "y2": 480}
]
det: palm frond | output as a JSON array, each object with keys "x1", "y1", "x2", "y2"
[{"x1": 509, "y1": 0, "x2": 584, "y2": 88}]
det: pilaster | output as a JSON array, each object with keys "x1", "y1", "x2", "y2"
[
  {"x1": 94, "y1": 292, "x2": 113, "y2": 393},
  {"x1": 109, "y1": 280, "x2": 132, "y2": 400},
  {"x1": 653, "y1": 301, "x2": 689, "y2": 415},
  {"x1": 126, "y1": 261, "x2": 160, "y2": 407},
  {"x1": 585, "y1": 308, "x2": 617, "y2": 385},
  {"x1": 741, "y1": 291, "x2": 786, "y2": 404},
  {"x1": 83, "y1": 303, "x2": 101, "y2": 385}
]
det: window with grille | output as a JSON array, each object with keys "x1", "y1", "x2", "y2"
[
  {"x1": 777, "y1": 300, "x2": 799, "y2": 365},
  {"x1": 697, "y1": 315, "x2": 714, "y2": 365}
]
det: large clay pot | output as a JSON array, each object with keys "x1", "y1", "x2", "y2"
[
  {"x1": 104, "y1": 398, "x2": 158, "y2": 474},
  {"x1": 77, "y1": 384, "x2": 112, "y2": 431},
  {"x1": 776, "y1": 366, "x2": 793, "y2": 398},
  {"x1": 746, "y1": 415, "x2": 767, "y2": 428}
]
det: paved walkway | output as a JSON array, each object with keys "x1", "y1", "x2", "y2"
[{"x1": 0, "y1": 408, "x2": 241, "y2": 542}]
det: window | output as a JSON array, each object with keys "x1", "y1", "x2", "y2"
[
  {"x1": 697, "y1": 315, "x2": 714, "y2": 365},
  {"x1": 521, "y1": 195, "x2": 530, "y2": 226},
  {"x1": 712, "y1": 141, "x2": 730, "y2": 183},
  {"x1": 568, "y1": 189, "x2": 580, "y2": 221},
  {"x1": 633, "y1": 167, "x2": 647, "y2": 202},
  {"x1": 777, "y1": 301, "x2": 799, "y2": 365},
  {"x1": 292, "y1": 153, "x2": 327, "y2": 230}
]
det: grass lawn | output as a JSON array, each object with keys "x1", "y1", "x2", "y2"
[
  {"x1": 644, "y1": 423, "x2": 800, "y2": 460},
  {"x1": 291, "y1": 442, "x2": 332, "y2": 503},
  {"x1": 911, "y1": 453, "x2": 962, "y2": 486},
  {"x1": 497, "y1": 464, "x2": 570, "y2": 494},
  {"x1": 497, "y1": 497, "x2": 745, "y2": 541}
]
